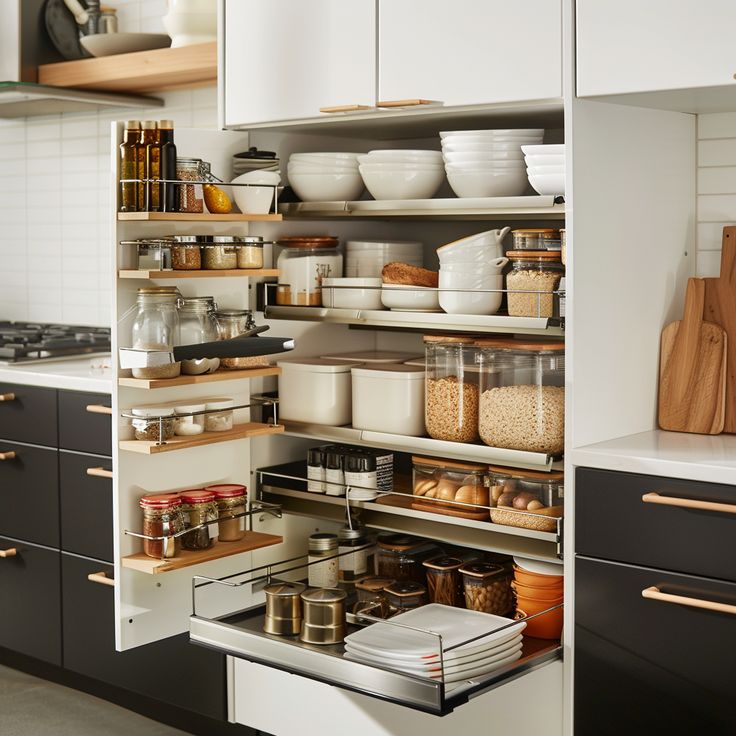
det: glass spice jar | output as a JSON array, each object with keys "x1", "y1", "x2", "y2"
[
  {"x1": 423, "y1": 556, "x2": 467, "y2": 607},
  {"x1": 375, "y1": 534, "x2": 438, "y2": 583},
  {"x1": 353, "y1": 576, "x2": 395, "y2": 619},
  {"x1": 236, "y1": 236, "x2": 265, "y2": 269},
  {"x1": 131, "y1": 406, "x2": 176, "y2": 442},
  {"x1": 179, "y1": 489, "x2": 219, "y2": 550},
  {"x1": 177, "y1": 157, "x2": 204, "y2": 213},
  {"x1": 171, "y1": 235, "x2": 203, "y2": 270},
  {"x1": 337, "y1": 526, "x2": 374, "y2": 586},
  {"x1": 207, "y1": 483, "x2": 247, "y2": 542},
  {"x1": 173, "y1": 403, "x2": 206, "y2": 436},
  {"x1": 505, "y1": 250, "x2": 564, "y2": 318},
  {"x1": 308, "y1": 533, "x2": 339, "y2": 589},
  {"x1": 204, "y1": 236, "x2": 238, "y2": 270},
  {"x1": 384, "y1": 581, "x2": 428, "y2": 615},
  {"x1": 139, "y1": 493, "x2": 185, "y2": 559},
  {"x1": 214, "y1": 309, "x2": 269, "y2": 371},
  {"x1": 204, "y1": 398, "x2": 235, "y2": 432},
  {"x1": 459, "y1": 563, "x2": 515, "y2": 616}
]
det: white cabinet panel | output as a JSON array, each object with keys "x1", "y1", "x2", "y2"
[
  {"x1": 577, "y1": 0, "x2": 736, "y2": 97},
  {"x1": 224, "y1": 0, "x2": 376, "y2": 127},
  {"x1": 378, "y1": 0, "x2": 562, "y2": 107}
]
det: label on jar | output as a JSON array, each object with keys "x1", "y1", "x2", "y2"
[
  {"x1": 338, "y1": 544, "x2": 369, "y2": 581},
  {"x1": 308, "y1": 554, "x2": 339, "y2": 588},
  {"x1": 325, "y1": 467, "x2": 345, "y2": 496},
  {"x1": 307, "y1": 464, "x2": 326, "y2": 493}
]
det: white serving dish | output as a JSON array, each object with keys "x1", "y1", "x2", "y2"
[
  {"x1": 381, "y1": 284, "x2": 440, "y2": 311},
  {"x1": 528, "y1": 172, "x2": 566, "y2": 195},
  {"x1": 80, "y1": 33, "x2": 171, "y2": 57},
  {"x1": 321, "y1": 277, "x2": 383, "y2": 310},
  {"x1": 521, "y1": 144, "x2": 565, "y2": 156},
  {"x1": 288, "y1": 171, "x2": 365, "y2": 202},
  {"x1": 320, "y1": 351, "x2": 422, "y2": 364},
  {"x1": 444, "y1": 150, "x2": 524, "y2": 163},
  {"x1": 439, "y1": 271, "x2": 504, "y2": 315},
  {"x1": 162, "y1": 9, "x2": 217, "y2": 47},
  {"x1": 277, "y1": 358, "x2": 356, "y2": 425},
  {"x1": 440, "y1": 128, "x2": 545, "y2": 139},
  {"x1": 351, "y1": 364, "x2": 426, "y2": 436},
  {"x1": 360, "y1": 166, "x2": 444, "y2": 200},
  {"x1": 447, "y1": 169, "x2": 528, "y2": 198}
]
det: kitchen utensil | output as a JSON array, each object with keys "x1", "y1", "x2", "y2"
[
  {"x1": 704, "y1": 226, "x2": 736, "y2": 433},
  {"x1": 80, "y1": 32, "x2": 171, "y2": 57},
  {"x1": 45, "y1": 0, "x2": 88, "y2": 60},
  {"x1": 299, "y1": 588, "x2": 347, "y2": 645},
  {"x1": 658, "y1": 278, "x2": 726, "y2": 434},
  {"x1": 263, "y1": 582, "x2": 306, "y2": 636}
]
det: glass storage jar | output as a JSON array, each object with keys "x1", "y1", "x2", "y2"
[
  {"x1": 214, "y1": 309, "x2": 269, "y2": 370},
  {"x1": 459, "y1": 563, "x2": 514, "y2": 615},
  {"x1": 511, "y1": 228, "x2": 561, "y2": 251},
  {"x1": 171, "y1": 235, "x2": 203, "y2": 270},
  {"x1": 384, "y1": 581, "x2": 428, "y2": 615},
  {"x1": 375, "y1": 534, "x2": 438, "y2": 583},
  {"x1": 139, "y1": 493, "x2": 185, "y2": 559},
  {"x1": 353, "y1": 576, "x2": 395, "y2": 619},
  {"x1": 476, "y1": 339, "x2": 565, "y2": 455},
  {"x1": 179, "y1": 296, "x2": 219, "y2": 375},
  {"x1": 131, "y1": 406, "x2": 176, "y2": 442},
  {"x1": 204, "y1": 398, "x2": 235, "y2": 432},
  {"x1": 206, "y1": 483, "x2": 247, "y2": 542},
  {"x1": 411, "y1": 455, "x2": 489, "y2": 515},
  {"x1": 204, "y1": 236, "x2": 239, "y2": 270},
  {"x1": 423, "y1": 556, "x2": 467, "y2": 607},
  {"x1": 488, "y1": 466, "x2": 564, "y2": 532},
  {"x1": 308, "y1": 533, "x2": 339, "y2": 589},
  {"x1": 179, "y1": 489, "x2": 218, "y2": 550},
  {"x1": 177, "y1": 157, "x2": 204, "y2": 213},
  {"x1": 276, "y1": 239, "x2": 342, "y2": 306},
  {"x1": 173, "y1": 403, "x2": 206, "y2": 436},
  {"x1": 505, "y1": 250, "x2": 564, "y2": 318},
  {"x1": 236, "y1": 236, "x2": 265, "y2": 269},
  {"x1": 424, "y1": 335, "x2": 480, "y2": 443},
  {"x1": 337, "y1": 526, "x2": 374, "y2": 586},
  {"x1": 130, "y1": 286, "x2": 181, "y2": 379}
]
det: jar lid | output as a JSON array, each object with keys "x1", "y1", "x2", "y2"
[
  {"x1": 344, "y1": 452, "x2": 377, "y2": 474},
  {"x1": 423, "y1": 556, "x2": 465, "y2": 571},
  {"x1": 506, "y1": 249, "x2": 562, "y2": 261},
  {"x1": 264, "y1": 581, "x2": 306, "y2": 597},
  {"x1": 277, "y1": 358, "x2": 355, "y2": 374},
  {"x1": 173, "y1": 235, "x2": 213, "y2": 244},
  {"x1": 238, "y1": 236, "x2": 264, "y2": 244},
  {"x1": 235, "y1": 147, "x2": 277, "y2": 160},
  {"x1": 376, "y1": 533, "x2": 427, "y2": 552},
  {"x1": 212, "y1": 236, "x2": 251, "y2": 244},
  {"x1": 180, "y1": 296, "x2": 216, "y2": 311},
  {"x1": 179, "y1": 489, "x2": 215, "y2": 504},
  {"x1": 338, "y1": 525, "x2": 367, "y2": 541},
  {"x1": 214, "y1": 309, "x2": 253, "y2": 318},
  {"x1": 423, "y1": 334, "x2": 476, "y2": 344},
  {"x1": 131, "y1": 406, "x2": 175, "y2": 418},
  {"x1": 412, "y1": 455, "x2": 487, "y2": 472},
  {"x1": 458, "y1": 563, "x2": 507, "y2": 580},
  {"x1": 355, "y1": 576, "x2": 395, "y2": 592},
  {"x1": 351, "y1": 364, "x2": 425, "y2": 380},
  {"x1": 206, "y1": 483, "x2": 247, "y2": 498},
  {"x1": 473, "y1": 337, "x2": 565, "y2": 352},
  {"x1": 278, "y1": 236, "x2": 338, "y2": 246},
  {"x1": 137, "y1": 286, "x2": 180, "y2": 296},
  {"x1": 309, "y1": 532, "x2": 338, "y2": 552},
  {"x1": 174, "y1": 403, "x2": 206, "y2": 414},
  {"x1": 307, "y1": 448, "x2": 326, "y2": 464},
  {"x1": 205, "y1": 398, "x2": 236, "y2": 410},
  {"x1": 384, "y1": 581, "x2": 426, "y2": 597},
  {"x1": 125, "y1": 120, "x2": 141, "y2": 129},
  {"x1": 141, "y1": 120, "x2": 157, "y2": 130},
  {"x1": 488, "y1": 465, "x2": 564, "y2": 481},
  {"x1": 512, "y1": 228, "x2": 559, "y2": 235},
  {"x1": 177, "y1": 157, "x2": 202, "y2": 164},
  {"x1": 139, "y1": 492, "x2": 182, "y2": 509},
  {"x1": 301, "y1": 587, "x2": 347, "y2": 603}
]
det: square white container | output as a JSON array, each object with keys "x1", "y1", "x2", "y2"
[
  {"x1": 277, "y1": 359, "x2": 357, "y2": 425},
  {"x1": 320, "y1": 351, "x2": 423, "y2": 364},
  {"x1": 351, "y1": 364, "x2": 426, "y2": 436}
]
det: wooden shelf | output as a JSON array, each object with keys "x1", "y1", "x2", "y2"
[
  {"x1": 38, "y1": 42, "x2": 216, "y2": 94},
  {"x1": 118, "y1": 366, "x2": 280, "y2": 389},
  {"x1": 119, "y1": 269, "x2": 279, "y2": 280},
  {"x1": 117, "y1": 212, "x2": 282, "y2": 222},
  {"x1": 120, "y1": 422, "x2": 284, "y2": 454},
  {"x1": 121, "y1": 531, "x2": 283, "y2": 574}
]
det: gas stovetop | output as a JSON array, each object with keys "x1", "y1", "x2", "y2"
[{"x1": 0, "y1": 322, "x2": 111, "y2": 364}]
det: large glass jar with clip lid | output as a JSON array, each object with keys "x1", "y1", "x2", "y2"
[
  {"x1": 178, "y1": 296, "x2": 219, "y2": 375},
  {"x1": 130, "y1": 286, "x2": 181, "y2": 379}
]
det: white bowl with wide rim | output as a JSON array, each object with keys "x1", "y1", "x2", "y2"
[
  {"x1": 289, "y1": 171, "x2": 365, "y2": 201},
  {"x1": 447, "y1": 169, "x2": 528, "y2": 198},
  {"x1": 524, "y1": 154, "x2": 565, "y2": 168},
  {"x1": 360, "y1": 166, "x2": 445, "y2": 200},
  {"x1": 231, "y1": 172, "x2": 281, "y2": 214},
  {"x1": 362, "y1": 149, "x2": 443, "y2": 162},
  {"x1": 439, "y1": 271, "x2": 504, "y2": 315},
  {"x1": 528, "y1": 172, "x2": 565, "y2": 196},
  {"x1": 290, "y1": 151, "x2": 360, "y2": 161},
  {"x1": 445, "y1": 160, "x2": 525, "y2": 172},
  {"x1": 381, "y1": 285, "x2": 440, "y2": 311},
  {"x1": 443, "y1": 139, "x2": 542, "y2": 154}
]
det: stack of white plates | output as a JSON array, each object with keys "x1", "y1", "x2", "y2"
[
  {"x1": 523, "y1": 144, "x2": 565, "y2": 196},
  {"x1": 440, "y1": 129, "x2": 544, "y2": 198},
  {"x1": 358, "y1": 150, "x2": 445, "y2": 200},
  {"x1": 346, "y1": 239, "x2": 424, "y2": 278},
  {"x1": 287, "y1": 153, "x2": 365, "y2": 202},
  {"x1": 344, "y1": 604, "x2": 526, "y2": 683}
]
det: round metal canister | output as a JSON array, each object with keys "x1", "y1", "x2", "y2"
[
  {"x1": 263, "y1": 582, "x2": 306, "y2": 636},
  {"x1": 299, "y1": 588, "x2": 347, "y2": 645}
]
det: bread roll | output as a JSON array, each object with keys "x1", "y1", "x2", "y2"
[
  {"x1": 455, "y1": 485, "x2": 489, "y2": 507},
  {"x1": 424, "y1": 487, "x2": 438, "y2": 499},
  {"x1": 527, "y1": 499, "x2": 546, "y2": 511},
  {"x1": 382, "y1": 262, "x2": 439, "y2": 287},
  {"x1": 414, "y1": 479, "x2": 438, "y2": 496},
  {"x1": 435, "y1": 479, "x2": 459, "y2": 501}
]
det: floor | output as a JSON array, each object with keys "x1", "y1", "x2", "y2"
[{"x1": 0, "y1": 665, "x2": 189, "y2": 736}]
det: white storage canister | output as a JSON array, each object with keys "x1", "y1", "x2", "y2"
[
  {"x1": 320, "y1": 350, "x2": 422, "y2": 365},
  {"x1": 351, "y1": 364, "x2": 426, "y2": 436},
  {"x1": 277, "y1": 359, "x2": 357, "y2": 425}
]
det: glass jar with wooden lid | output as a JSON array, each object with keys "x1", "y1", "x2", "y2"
[
  {"x1": 384, "y1": 581, "x2": 428, "y2": 615},
  {"x1": 510, "y1": 228, "x2": 561, "y2": 251},
  {"x1": 276, "y1": 236, "x2": 342, "y2": 306},
  {"x1": 411, "y1": 456, "x2": 489, "y2": 518},
  {"x1": 505, "y1": 250, "x2": 564, "y2": 318},
  {"x1": 423, "y1": 556, "x2": 467, "y2": 607},
  {"x1": 353, "y1": 576, "x2": 395, "y2": 619},
  {"x1": 459, "y1": 563, "x2": 514, "y2": 615},
  {"x1": 375, "y1": 533, "x2": 438, "y2": 583}
]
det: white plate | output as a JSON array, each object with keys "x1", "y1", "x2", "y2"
[
  {"x1": 513, "y1": 556, "x2": 564, "y2": 576},
  {"x1": 80, "y1": 33, "x2": 171, "y2": 57}
]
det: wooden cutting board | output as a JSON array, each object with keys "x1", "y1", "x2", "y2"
[
  {"x1": 704, "y1": 226, "x2": 736, "y2": 432},
  {"x1": 658, "y1": 277, "x2": 727, "y2": 434}
]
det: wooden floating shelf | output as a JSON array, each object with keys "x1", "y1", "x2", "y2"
[
  {"x1": 118, "y1": 212, "x2": 283, "y2": 222},
  {"x1": 119, "y1": 269, "x2": 279, "y2": 280},
  {"x1": 121, "y1": 531, "x2": 283, "y2": 574},
  {"x1": 38, "y1": 42, "x2": 216, "y2": 94},
  {"x1": 119, "y1": 422, "x2": 284, "y2": 454},
  {"x1": 118, "y1": 366, "x2": 280, "y2": 389}
]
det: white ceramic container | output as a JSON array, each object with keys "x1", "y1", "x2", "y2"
[
  {"x1": 381, "y1": 285, "x2": 440, "y2": 311},
  {"x1": 288, "y1": 171, "x2": 365, "y2": 201},
  {"x1": 438, "y1": 271, "x2": 504, "y2": 315},
  {"x1": 320, "y1": 351, "x2": 422, "y2": 364},
  {"x1": 321, "y1": 277, "x2": 384, "y2": 309},
  {"x1": 360, "y1": 166, "x2": 445, "y2": 200},
  {"x1": 447, "y1": 169, "x2": 528, "y2": 198}
]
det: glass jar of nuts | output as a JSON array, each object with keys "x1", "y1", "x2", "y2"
[{"x1": 459, "y1": 563, "x2": 514, "y2": 616}]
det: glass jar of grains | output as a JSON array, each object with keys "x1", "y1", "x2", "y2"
[
  {"x1": 214, "y1": 309, "x2": 269, "y2": 370},
  {"x1": 171, "y1": 235, "x2": 203, "y2": 270},
  {"x1": 130, "y1": 286, "x2": 181, "y2": 379},
  {"x1": 204, "y1": 236, "x2": 239, "y2": 270},
  {"x1": 505, "y1": 250, "x2": 564, "y2": 318},
  {"x1": 207, "y1": 483, "x2": 247, "y2": 542},
  {"x1": 179, "y1": 489, "x2": 218, "y2": 550},
  {"x1": 139, "y1": 493, "x2": 185, "y2": 559},
  {"x1": 236, "y1": 236, "x2": 265, "y2": 269},
  {"x1": 176, "y1": 158, "x2": 204, "y2": 213},
  {"x1": 131, "y1": 406, "x2": 176, "y2": 442}
]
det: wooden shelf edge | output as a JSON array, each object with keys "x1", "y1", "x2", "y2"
[
  {"x1": 118, "y1": 366, "x2": 280, "y2": 388},
  {"x1": 118, "y1": 269, "x2": 279, "y2": 280},
  {"x1": 117, "y1": 212, "x2": 283, "y2": 222},
  {"x1": 121, "y1": 531, "x2": 283, "y2": 574}
]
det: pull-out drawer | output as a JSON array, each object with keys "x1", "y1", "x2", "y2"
[
  {"x1": 575, "y1": 556, "x2": 736, "y2": 734},
  {"x1": 58, "y1": 390, "x2": 112, "y2": 456},
  {"x1": 0, "y1": 382, "x2": 57, "y2": 446},
  {"x1": 0, "y1": 441, "x2": 59, "y2": 547},
  {"x1": 576, "y1": 467, "x2": 736, "y2": 582},
  {"x1": 59, "y1": 451, "x2": 113, "y2": 562},
  {"x1": 0, "y1": 536, "x2": 61, "y2": 665}
]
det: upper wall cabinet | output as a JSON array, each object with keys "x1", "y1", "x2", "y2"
[
  {"x1": 378, "y1": 0, "x2": 562, "y2": 108},
  {"x1": 223, "y1": 0, "x2": 376, "y2": 127},
  {"x1": 577, "y1": 0, "x2": 736, "y2": 97}
]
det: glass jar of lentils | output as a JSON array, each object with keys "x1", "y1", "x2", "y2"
[{"x1": 176, "y1": 158, "x2": 204, "y2": 213}]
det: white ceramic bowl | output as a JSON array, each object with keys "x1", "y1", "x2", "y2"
[
  {"x1": 440, "y1": 129, "x2": 544, "y2": 139},
  {"x1": 363, "y1": 149, "x2": 443, "y2": 161},
  {"x1": 442, "y1": 134, "x2": 543, "y2": 145},
  {"x1": 436, "y1": 228, "x2": 510, "y2": 262},
  {"x1": 521, "y1": 144, "x2": 565, "y2": 156},
  {"x1": 442, "y1": 140, "x2": 542, "y2": 154},
  {"x1": 358, "y1": 156, "x2": 443, "y2": 166},
  {"x1": 290, "y1": 152, "x2": 360, "y2": 162},
  {"x1": 360, "y1": 166, "x2": 445, "y2": 200},
  {"x1": 444, "y1": 150, "x2": 524, "y2": 163},
  {"x1": 440, "y1": 257, "x2": 509, "y2": 274},
  {"x1": 524, "y1": 154, "x2": 565, "y2": 167},
  {"x1": 381, "y1": 285, "x2": 440, "y2": 311},
  {"x1": 322, "y1": 277, "x2": 384, "y2": 310},
  {"x1": 438, "y1": 272, "x2": 504, "y2": 315},
  {"x1": 162, "y1": 10, "x2": 217, "y2": 47},
  {"x1": 526, "y1": 165, "x2": 566, "y2": 175},
  {"x1": 447, "y1": 169, "x2": 528, "y2": 198},
  {"x1": 288, "y1": 163, "x2": 359, "y2": 175},
  {"x1": 288, "y1": 171, "x2": 365, "y2": 201},
  {"x1": 528, "y1": 172, "x2": 565, "y2": 196},
  {"x1": 445, "y1": 161, "x2": 525, "y2": 172},
  {"x1": 233, "y1": 171, "x2": 281, "y2": 186},
  {"x1": 232, "y1": 185, "x2": 274, "y2": 214}
]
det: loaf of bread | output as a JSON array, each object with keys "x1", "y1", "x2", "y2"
[{"x1": 382, "y1": 262, "x2": 439, "y2": 287}]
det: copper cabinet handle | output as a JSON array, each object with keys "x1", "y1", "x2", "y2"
[
  {"x1": 86, "y1": 467, "x2": 113, "y2": 479},
  {"x1": 86, "y1": 404, "x2": 112, "y2": 415},
  {"x1": 642, "y1": 586, "x2": 736, "y2": 616},
  {"x1": 0, "y1": 451, "x2": 16, "y2": 461},
  {"x1": 88, "y1": 572, "x2": 115, "y2": 587},
  {"x1": 0, "y1": 548, "x2": 17, "y2": 558},
  {"x1": 642, "y1": 492, "x2": 736, "y2": 515},
  {"x1": 0, "y1": 393, "x2": 16, "y2": 402}
]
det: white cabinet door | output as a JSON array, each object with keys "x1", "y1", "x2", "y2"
[
  {"x1": 577, "y1": 0, "x2": 736, "y2": 97},
  {"x1": 378, "y1": 0, "x2": 562, "y2": 107},
  {"x1": 224, "y1": 0, "x2": 376, "y2": 127}
]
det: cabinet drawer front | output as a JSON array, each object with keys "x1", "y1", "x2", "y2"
[
  {"x1": 59, "y1": 451, "x2": 112, "y2": 562},
  {"x1": 575, "y1": 557, "x2": 736, "y2": 734},
  {"x1": 0, "y1": 537, "x2": 61, "y2": 665},
  {"x1": 0, "y1": 442, "x2": 59, "y2": 547},
  {"x1": 576, "y1": 467, "x2": 736, "y2": 581},
  {"x1": 0, "y1": 382, "x2": 57, "y2": 446},
  {"x1": 58, "y1": 390, "x2": 112, "y2": 456}
]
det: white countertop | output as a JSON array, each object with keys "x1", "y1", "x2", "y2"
[
  {"x1": 571, "y1": 429, "x2": 736, "y2": 485},
  {"x1": 0, "y1": 356, "x2": 112, "y2": 393}
]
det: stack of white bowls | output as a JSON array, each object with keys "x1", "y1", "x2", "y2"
[
  {"x1": 437, "y1": 228, "x2": 511, "y2": 315},
  {"x1": 287, "y1": 153, "x2": 365, "y2": 202},
  {"x1": 441, "y1": 129, "x2": 544, "y2": 198},
  {"x1": 523, "y1": 144, "x2": 565, "y2": 195},
  {"x1": 358, "y1": 150, "x2": 445, "y2": 200},
  {"x1": 345, "y1": 240, "x2": 424, "y2": 278}
]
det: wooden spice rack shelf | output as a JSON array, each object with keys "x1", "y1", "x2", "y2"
[
  {"x1": 37, "y1": 42, "x2": 217, "y2": 94},
  {"x1": 121, "y1": 531, "x2": 284, "y2": 574},
  {"x1": 119, "y1": 422, "x2": 284, "y2": 454},
  {"x1": 119, "y1": 269, "x2": 279, "y2": 280},
  {"x1": 118, "y1": 366, "x2": 280, "y2": 389},
  {"x1": 117, "y1": 212, "x2": 283, "y2": 222}
]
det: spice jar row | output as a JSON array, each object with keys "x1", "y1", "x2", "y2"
[
  {"x1": 132, "y1": 235, "x2": 266, "y2": 271},
  {"x1": 128, "y1": 396, "x2": 236, "y2": 441},
  {"x1": 139, "y1": 483, "x2": 247, "y2": 558},
  {"x1": 306, "y1": 444, "x2": 393, "y2": 499}
]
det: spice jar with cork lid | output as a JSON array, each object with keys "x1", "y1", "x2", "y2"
[{"x1": 207, "y1": 483, "x2": 247, "y2": 542}]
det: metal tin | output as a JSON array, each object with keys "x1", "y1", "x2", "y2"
[
  {"x1": 300, "y1": 588, "x2": 347, "y2": 645},
  {"x1": 264, "y1": 582, "x2": 306, "y2": 636}
]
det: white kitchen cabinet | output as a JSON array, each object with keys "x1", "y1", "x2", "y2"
[
  {"x1": 577, "y1": 0, "x2": 736, "y2": 97},
  {"x1": 377, "y1": 0, "x2": 562, "y2": 107},
  {"x1": 222, "y1": 0, "x2": 376, "y2": 127}
]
